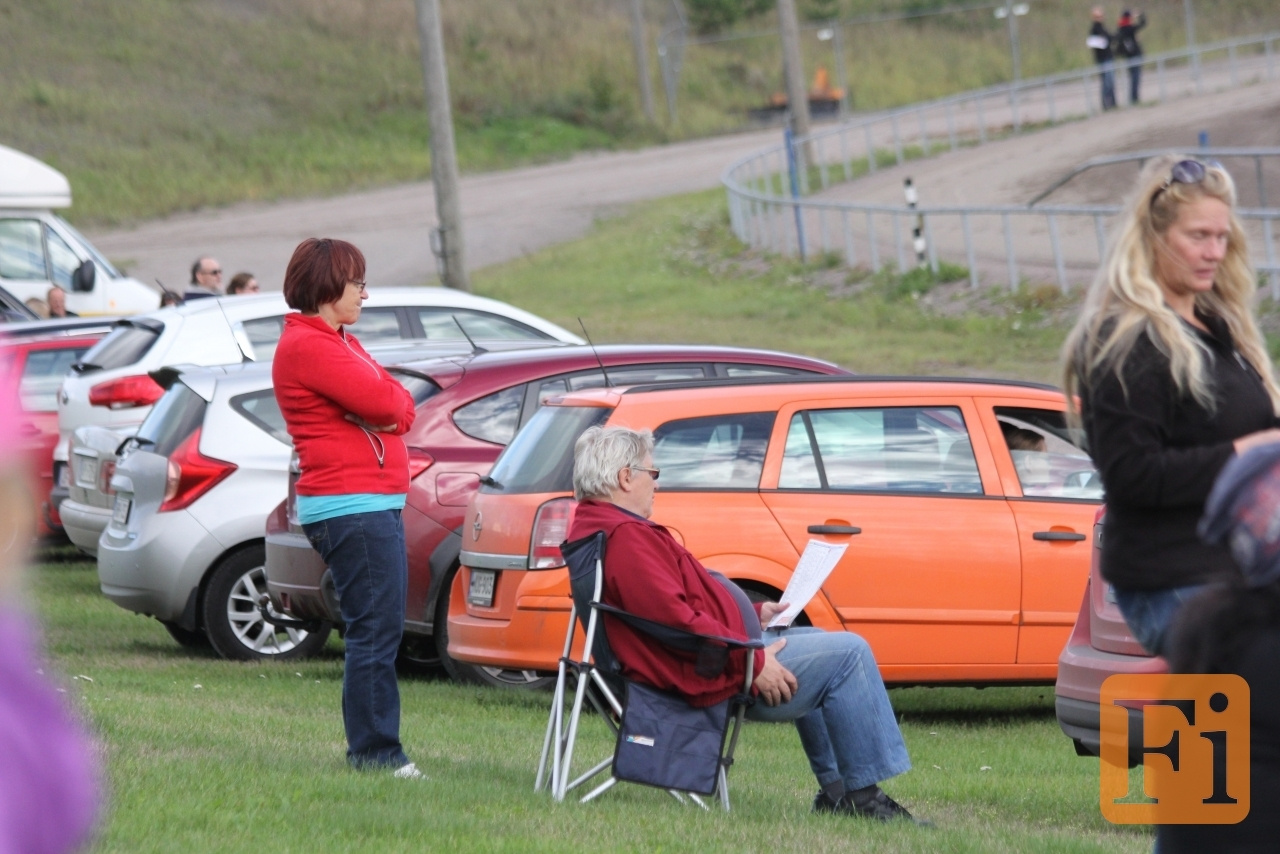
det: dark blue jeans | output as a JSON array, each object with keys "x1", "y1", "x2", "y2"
[
  {"x1": 304, "y1": 510, "x2": 409, "y2": 769},
  {"x1": 1113, "y1": 584, "x2": 1205, "y2": 658}
]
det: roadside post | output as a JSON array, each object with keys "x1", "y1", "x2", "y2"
[{"x1": 904, "y1": 177, "x2": 927, "y2": 267}]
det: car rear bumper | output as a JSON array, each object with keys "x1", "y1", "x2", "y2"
[
  {"x1": 97, "y1": 509, "x2": 221, "y2": 622},
  {"x1": 264, "y1": 530, "x2": 335, "y2": 623},
  {"x1": 447, "y1": 568, "x2": 573, "y2": 670},
  {"x1": 60, "y1": 499, "x2": 111, "y2": 555}
]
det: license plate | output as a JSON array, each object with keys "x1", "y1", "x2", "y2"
[
  {"x1": 468, "y1": 569, "x2": 496, "y2": 607},
  {"x1": 77, "y1": 456, "x2": 99, "y2": 487},
  {"x1": 111, "y1": 497, "x2": 131, "y2": 526}
]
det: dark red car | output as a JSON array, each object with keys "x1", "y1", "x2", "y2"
[
  {"x1": 1, "y1": 331, "x2": 105, "y2": 538},
  {"x1": 265, "y1": 344, "x2": 848, "y2": 682}
]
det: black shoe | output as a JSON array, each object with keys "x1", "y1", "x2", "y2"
[{"x1": 814, "y1": 788, "x2": 931, "y2": 825}]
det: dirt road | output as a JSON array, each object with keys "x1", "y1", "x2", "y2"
[{"x1": 88, "y1": 69, "x2": 1279, "y2": 295}]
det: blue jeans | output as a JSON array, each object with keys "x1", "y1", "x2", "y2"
[
  {"x1": 1125, "y1": 58, "x2": 1142, "y2": 103},
  {"x1": 746, "y1": 627, "x2": 911, "y2": 792},
  {"x1": 1098, "y1": 63, "x2": 1117, "y2": 110},
  {"x1": 1113, "y1": 584, "x2": 1205, "y2": 658},
  {"x1": 303, "y1": 510, "x2": 409, "y2": 769}
]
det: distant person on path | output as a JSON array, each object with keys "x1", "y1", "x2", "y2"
[
  {"x1": 1116, "y1": 9, "x2": 1147, "y2": 104},
  {"x1": 272, "y1": 238, "x2": 423, "y2": 780},
  {"x1": 1062, "y1": 155, "x2": 1280, "y2": 657},
  {"x1": 0, "y1": 394, "x2": 102, "y2": 854},
  {"x1": 46, "y1": 286, "x2": 77, "y2": 318},
  {"x1": 183, "y1": 255, "x2": 223, "y2": 301},
  {"x1": 1088, "y1": 7, "x2": 1117, "y2": 111},
  {"x1": 226, "y1": 272, "x2": 260, "y2": 295}
]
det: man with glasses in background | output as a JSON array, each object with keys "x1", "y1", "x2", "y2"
[{"x1": 183, "y1": 255, "x2": 224, "y2": 301}]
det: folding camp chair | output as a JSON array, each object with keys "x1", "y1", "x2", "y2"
[{"x1": 535, "y1": 531, "x2": 763, "y2": 810}]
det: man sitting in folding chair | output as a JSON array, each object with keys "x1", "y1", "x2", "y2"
[{"x1": 567, "y1": 425, "x2": 926, "y2": 823}]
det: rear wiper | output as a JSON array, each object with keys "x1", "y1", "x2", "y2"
[
  {"x1": 71, "y1": 361, "x2": 103, "y2": 374},
  {"x1": 478, "y1": 475, "x2": 503, "y2": 489},
  {"x1": 115, "y1": 436, "x2": 155, "y2": 456}
]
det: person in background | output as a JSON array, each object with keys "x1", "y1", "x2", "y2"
[
  {"x1": 1159, "y1": 442, "x2": 1280, "y2": 852},
  {"x1": 46, "y1": 286, "x2": 77, "y2": 318},
  {"x1": 1088, "y1": 7, "x2": 1117, "y2": 111},
  {"x1": 0, "y1": 393, "x2": 101, "y2": 853},
  {"x1": 272, "y1": 238, "x2": 422, "y2": 779},
  {"x1": 24, "y1": 297, "x2": 50, "y2": 318},
  {"x1": 1115, "y1": 9, "x2": 1147, "y2": 105},
  {"x1": 1062, "y1": 154, "x2": 1280, "y2": 657},
  {"x1": 226, "y1": 272, "x2": 260, "y2": 295},
  {"x1": 568, "y1": 426, "x2": 925, "y2": 823},
  {"x1": 183, "y1": 255, "x2": 223, "y2": 301}
]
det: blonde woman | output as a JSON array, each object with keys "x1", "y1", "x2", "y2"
[{"x1": 1063, "y1": 154, "x2": 1280, "y2": 657}]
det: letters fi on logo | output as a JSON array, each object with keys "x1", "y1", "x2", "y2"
[{"x1": 1099, "y1": 674, "x2": 1250, "y2": 824}]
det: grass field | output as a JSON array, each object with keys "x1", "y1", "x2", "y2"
[
  {"x1": 27, "y1": 547, "x2": 1152, "y2": 853},
  {"x1": 4, "y1": 0, "x2": 1279, "y2": 226}
]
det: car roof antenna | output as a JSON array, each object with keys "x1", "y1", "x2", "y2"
[
  {"x1": 578, "y1": 317, "x2": 612, "y2": 387},
  {"x1": 450, "y1": 315, "x2": 488, "y2": 354}
]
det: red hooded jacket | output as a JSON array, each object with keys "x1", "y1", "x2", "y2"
[
  {"x1": 272, "y1": 313, "x2": 416, "y2": 497},
  {"x1": 569, "y1": 500, "x2": 765, "y2": 708}
]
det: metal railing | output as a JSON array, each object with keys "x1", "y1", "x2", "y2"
[{"x1": 723, "y1": 32, "x2": 1280, "y2": 294}]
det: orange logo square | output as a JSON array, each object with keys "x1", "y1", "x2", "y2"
[{"x1": 1100, "y1": 674, "x2": 1249, "y2": 824}]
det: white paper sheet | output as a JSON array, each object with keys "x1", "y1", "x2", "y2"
[{"x1": 765, "y1": 539, "x2": 848, "y2": 628}]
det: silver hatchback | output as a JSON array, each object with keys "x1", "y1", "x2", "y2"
[{"x1": 96, "y1": 362, "x2": 328, "y2": 660}]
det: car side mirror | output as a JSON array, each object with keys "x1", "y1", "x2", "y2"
[{"x1": 72, "y1": 259, "x2": 96, "y2": 292}]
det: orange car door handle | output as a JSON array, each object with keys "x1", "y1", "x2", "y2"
[
  {"x1": 1032, "y1": 531, "x2": 1086, "y2": 541},
  {"x1": 808, "y1": 525, "x2": 862, "y2": 535}
]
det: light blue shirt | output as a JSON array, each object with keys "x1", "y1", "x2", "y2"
[{"x1": 296, "y1": 493, "x2": 406, "y2": 525}]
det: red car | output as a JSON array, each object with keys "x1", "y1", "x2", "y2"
[
  {"x1": 1055, "y1": 506, "x2": 1168, "y2": 766},
  {"x1": 265, "y1": 344, "x2": 848, "y2": 680},
  {"x1": 0, "y1": 331, "x2": 105, "y2": 538}
]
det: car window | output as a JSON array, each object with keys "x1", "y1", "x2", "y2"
[
  {"x1": 349, "y1": 308, "x2": 404, "y2": 343},
  {"x1": 77, "y1": 324, "x2": 160, "y2": 371},
  {"x1": 239, "y1": 316, "x2": 285, "y2": 362},
  {"x1": 482, "y1": 404, "x2": 610, "y2": 494},
  {"x1": 388, "y1": 370, "x2": 443, "y2": 407},
  {"x1": 536, "y1": 376, "x2": 568, "y2": 405},
  {"x1": 779, "y1": 406, "x2": 981, "y2": 494},
  {"x1": 0, "y1": 219, "x2": 47, "y2": 280},
  {"x1": 20, "y1": 346, "x2": 91, "y2": 411},
  {"x1": 133, "y1": 382, "x2": 206, "y2": 457},
  {"x1": 418, "y1": 308, "x2": 551, "y2": 341},
  {"x1": 717, "y1": 364, "x2": 810, "y2": 377},
  {"x1": 45, "y1": 227, "x2": 79, "y2": 290},
  {"x1": 995, "y1": 406, "x2": 1102, "y2": 500},
  {"x1": 653, "y1": 412, "x2": 775, "y2": 489},
  {"x1": 453, "y1": 385, "x2": 525, "y2": 445},
  {"x1": 229, "y1": 389, "x2": 291, "y2": 445}
]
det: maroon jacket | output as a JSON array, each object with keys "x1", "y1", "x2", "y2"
[
  {"x1": 272, "y1": 313, "x2": 416, "y2": 497},
  {"x1": 569, "y1": 500, "x2": 765, "y2": 708}
]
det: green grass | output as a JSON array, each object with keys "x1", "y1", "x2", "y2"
[
  {"x1": 3, "y1": 0, "x2": 1279, "y2": 226},
  {"x1": 28, "y1": 550, "x2": 1150, "y2": 853}
]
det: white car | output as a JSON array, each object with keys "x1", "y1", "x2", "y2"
[
  {"x1": 51, "y1": 288, "x2": 583, "y2": 527},
  {"x1": 61, "y1": 425, "x2": 128, "y2": 555}
]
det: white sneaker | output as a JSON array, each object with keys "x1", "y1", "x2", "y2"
[{"x1": 393, "y1": 762, "x2": 425, "y2": 780}]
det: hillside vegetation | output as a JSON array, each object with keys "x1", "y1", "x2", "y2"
[{"x1": 1, "y1": 0, "x2": 1277, "y2": 225}]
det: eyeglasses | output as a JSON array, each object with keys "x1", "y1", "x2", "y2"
[
  {"x1": 1152, "y1": 159, "x2": 1221, "y2": 201},
  {"x1": 629, "y1": 465, "x2": 660, "y2": 481},
  {"x1": 348, "y1": 280, "x2": 368, "y2": 295},
  {"x1": 203, "y1": 268, "x2": 223, "y2": 277}
]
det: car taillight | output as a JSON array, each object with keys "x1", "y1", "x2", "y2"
[
  {"x1": 97, "y1": 460, "x2": 116, "y2": 496},
  {"x1": 407, "y1": 447, "x2": 434, "y2": 480},
  {"x1": 159, "y1": 427, "x2": 236, "y2": 512},
  {"x1": 88, "y1": 374, "x2": 164, "y2": 410},
  {"x1": 529, "y1": 497, "x2": 575, "y2": 569}
]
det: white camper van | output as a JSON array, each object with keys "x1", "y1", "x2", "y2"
[{"x1": 0, "y1": 145, "x2": 157, "y2": 316}]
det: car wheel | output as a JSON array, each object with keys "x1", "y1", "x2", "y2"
[
  {"x1": 433, "y1": 564, "x2": 555, "y2": 689},
  {"x1": 396, "y1": 632, "x2": 442, "y2": 675},
  {"x1": 202, "y1": 545, "x2": 333, "y2": 662},
  {"x1": 162, "y1": 620, "x2": 208, "y2": 648}
]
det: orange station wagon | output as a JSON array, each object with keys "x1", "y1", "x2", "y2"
[{"x1": 448, "y1": 376, "x2": 1103, "y2": 688}]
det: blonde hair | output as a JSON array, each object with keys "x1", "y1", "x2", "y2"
[{"x1": 1062, "y1": 153, "x2": 1280, "y2": 418}]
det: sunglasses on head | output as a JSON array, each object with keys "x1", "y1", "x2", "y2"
[{"x1": 1152, "y1": 158, "x2": 1222, "y2": 202}]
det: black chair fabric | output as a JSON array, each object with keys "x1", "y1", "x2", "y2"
[{"x1": 614, "y1": 683, "x2": 730, "y2": 795}]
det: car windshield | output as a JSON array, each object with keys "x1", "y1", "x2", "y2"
[
  {"x1": 77, "y1": 324, "x2": 160, "y2": 372},
  {"x1": 482, "y1": 404, "x2": 609, "y2": 494},
  {"x1": 134, "y1": 382, "x2": 206, "y2": 457}
]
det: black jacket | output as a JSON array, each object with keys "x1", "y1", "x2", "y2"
[
  {"x1": 1080, "y1": 313, "x2": 1279, "y2": 590},
  {"x1": 1116, "y1": 13, "x2": 1146, "y2": 58},
  {"x1": 1089, "y1": 20, "x2": 1114, "y2": 63}
]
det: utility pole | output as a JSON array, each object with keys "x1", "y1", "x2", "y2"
[
  {"x1": 629, "y1": 0, "x2": 656, "y2": 123},
  {"x1": 1184, "y1": 0, "x2": 1200, "y2": 85},
  {"x1": 776, "y1": 0, "x2": 811, "y2": 166},
  {"x1": 413, "y1": 0, "x2": 469, "y2": 291}
]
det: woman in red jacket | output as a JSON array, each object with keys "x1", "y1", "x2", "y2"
[{"x1": 273, "y1": 238, "x2": 422, "y2": 778}]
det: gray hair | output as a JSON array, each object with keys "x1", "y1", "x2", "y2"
[{"x1": 573, "y1": 426, "x2": 654, "y2": 501}]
